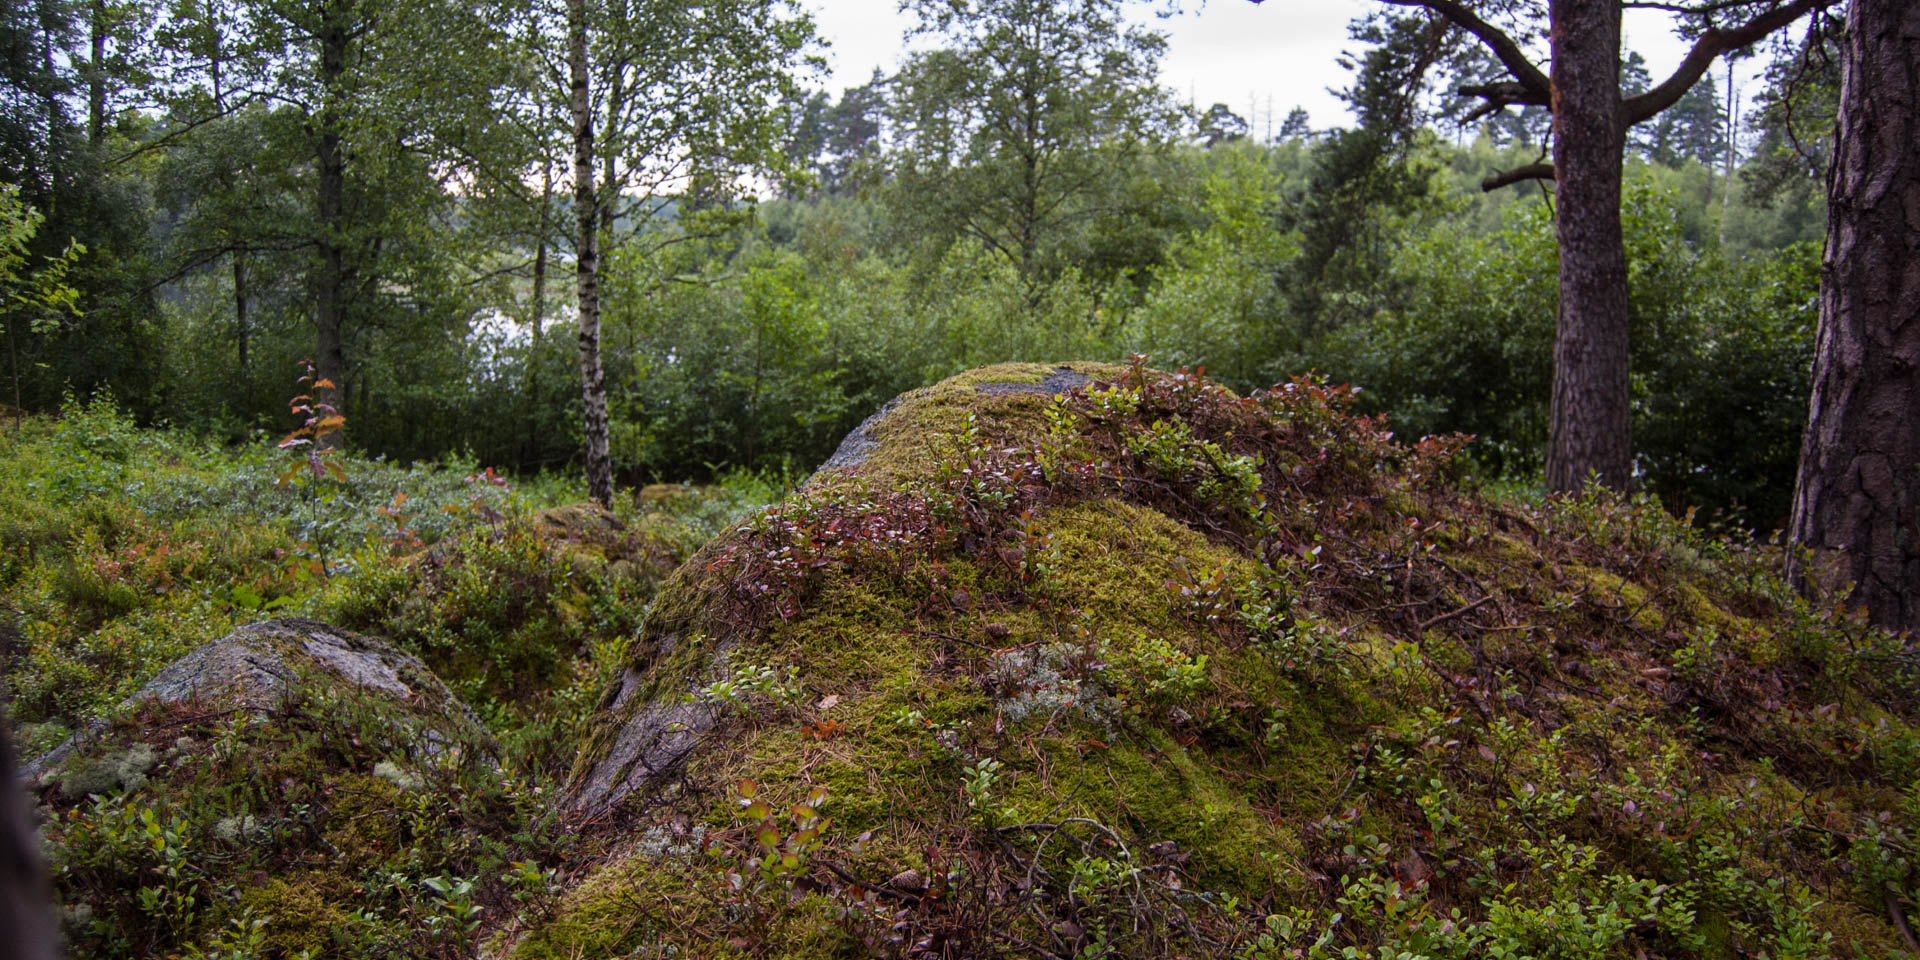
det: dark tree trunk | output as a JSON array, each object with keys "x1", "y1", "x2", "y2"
[
  {"x1": 532, "y1": 155, "x2": 551, "y2": 342},
  {"x1": 568, "y1": 0, "x2": 612, "y2": 507},
  {"x1": 87, "y1": 0, "x2": 104, "y2": 147},
  {"x1": 313, "y1": 3, "x2": 350, "y2": 443},
  {"x1": 0, "y1": 720, "x2": 54, "y2": 960},
  {"x1": 1788, "y1": 0, "x2": 1920, "y2": 630},
  {"x1": 234, "y1": 255, "x2": 248, "y2": 372},
  {"x1": 1544, "y1": 0, "x2": 1634, "y2": 492}
]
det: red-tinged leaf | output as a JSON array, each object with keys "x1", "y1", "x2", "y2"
[
  {"x1": 325, "y1": 461, "x2": 346, "y2": 481},
  {"x1": 757, "y1": 824, "x2": 780, "y2": 850},
  {"x1": 275, "y1": 461, "x2": 302, "y2": 487},
  {"x1": 736, "y1": 778, "x2": 759, "y2": 799},
  {"x1": 393, "y1": 492, "x2": 408, "y2": 505},
  {"x1": 312, "y1": 415, "x2": 346, "y2": 433},
  {"x1": 313, "y1": 378, "x2": 336, "y2": 389},
  {"x1": 744, "y1": 800, "x2": 770, "y2": 821}
]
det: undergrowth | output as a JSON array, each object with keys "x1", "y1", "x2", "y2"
[
  {"x1": 1, "y1": 395, "x2": 786, "y2": 958},
  {"x1": 535, "y1": 358, "x2": 1920, "y2": 960}
]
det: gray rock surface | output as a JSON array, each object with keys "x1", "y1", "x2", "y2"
[
  {"x1": 565, "y1": 675, "x2": 715, "y2": 817},
  {"x1": 133, "y1": 618, "x2": 447, "y2": 711},
  {"x1": 24, "y1": 618, "x2": 479, "y2": 782}
]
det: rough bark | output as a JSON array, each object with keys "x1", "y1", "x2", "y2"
[
  {"x1": 0, "y1": 720, "x2": 54, "y2": 960},
  {"x1": 568, "y1": 0, "x2": 612, "y2": 507},
  {"x1": 1788, "y1": 0, "x2": 1920, "y2": 631},
  {"x1": 1544, "y1": 0, "x2": 1634, "y2": 492},
  {"x1": 313, "y1": 2, "x2": 350, "y2": 444}
]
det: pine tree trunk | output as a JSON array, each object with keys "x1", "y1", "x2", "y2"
[
  {"x1": 313, "y1": 5, "x2": 350, "y2": 445},
  {"x1": 568, "y1": 0, "x2": 612, "y2": 507},
  {"x1": 1787, "y1": 0, "x2": 1920, "y2": 630},
  {"x1": 1544, "y1": 0, "x2": 1634, "y2": 492}
]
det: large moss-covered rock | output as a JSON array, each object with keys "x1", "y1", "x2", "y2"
[
  {"x1": 524, "y1": 362, "x2": 1920, "y2": 960},
  {"x1": 565, "y1": 362, "x2": 1117, "y2": 816},
  {"x1": 32, "y1": 619, "x2": 549, "y2": 960},
  {"x1": 132, "y1": 617, "x2": 471, "y2": 717},
  {"x1": 27, "y1": 618, "x2": 481, "y2": 784}
]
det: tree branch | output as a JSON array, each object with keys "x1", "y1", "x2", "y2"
[
  {"x1": 1458, "y1": 80, "x2": 1551, "y2": 122},
  {"x1": 1481, "y1": 162, "x2": 1554, "y2": 191},
  {"x1": 1624, "y1": 0, "x2": 1840, "y2": 125},
  {"x1": 1380, "y1": 0, "x2": 1551, "y2": 98}
]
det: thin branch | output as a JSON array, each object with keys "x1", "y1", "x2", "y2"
[
  {"x1": 1482, "y1": 162, "x2": 1555, "y2": 191},
  {"x1": 1380, "y1": 0, "x2": 1550, "y2": 98},
  {"x1": 1622, "y1": 0, "x2": 1776, "y2": 13},
  {"x1": 1419, "y1": 594, "x2": 1496, "y2": 632},
  {"x1": 1624, "y1": 0, "x2": 1840, "y2": 125}
]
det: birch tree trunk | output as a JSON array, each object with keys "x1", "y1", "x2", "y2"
[{"x1": 568, "y1": 0, "x2": 612, "y2": 507}]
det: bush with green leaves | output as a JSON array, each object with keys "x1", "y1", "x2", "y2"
[{"x1": 1320, "y1": 182, "x2": 1816, "y2": 529}]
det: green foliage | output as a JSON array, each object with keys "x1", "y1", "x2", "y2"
[
  {"x1": 1324, "y1": 182, "x2": 1817, "y2": 528},
  {"x1": 42, "y1": 694, "x2": 563, "y2": 960}
]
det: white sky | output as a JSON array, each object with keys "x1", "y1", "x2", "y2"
[{"x1": 804, "y1": 1, "x2": 1751, "y2": 135}]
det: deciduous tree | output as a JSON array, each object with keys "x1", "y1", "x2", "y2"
[
  {"x1": 889, "y1": 0, "x2": 1178, "y2": 299},
  {"x1": 541, "y1": 0, "x2": 814, "y2": 504}
]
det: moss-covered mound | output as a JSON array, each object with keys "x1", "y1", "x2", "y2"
[
  {"x1": 33, "y1": 619, "x2": 567, "y2": 960},
  {"x1": 518, "y1": 360, "x2": 1920, "y2": 960}
]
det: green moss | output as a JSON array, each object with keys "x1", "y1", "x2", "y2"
[
  {"x1": 1573, "y1": 564, "x2": 1667, "y2": 631},
  {"x1": 821, "y1": 361, "x2": 1123, "y2": 489},
  {"x1": 1023, "y1": 730, "x2": 1303, "y2": 896},
  {"x1": 237, "y1": 871, "x2": 351, "y2": 957},
  {"x1": 1032, "y1": 498, "x2": 1243, "y2": 639},
  {"x1": 529, "y1": 363, "x2": 1920, "y2": 958}
]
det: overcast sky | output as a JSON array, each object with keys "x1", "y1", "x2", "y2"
[{"x1": 803, "y1": 1, "x2": 1742, "y2": 135}]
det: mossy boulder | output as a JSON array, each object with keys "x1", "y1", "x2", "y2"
[
  {"x1": 132, "y1": 617, "x2": 473, "y2": 718},
  {"x1": 526, "y1": 361, "x2": 1920, "y2": 959},
  {"x1": 32, "y1": 619, "x2": 556, "y2": 960},
  {"x1": 27, "y1": 617, "x2": 483, "y2": 784}
]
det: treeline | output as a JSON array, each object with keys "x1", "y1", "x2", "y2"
[{"x1": 0, "y1": 0, "x2": 1837, "y2": 530}]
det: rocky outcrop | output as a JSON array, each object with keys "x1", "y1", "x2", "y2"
[
  {"x1": 134, "y1": 617, "x2": 463, "y2": 713},
  {"x1": 25, "y1": 618, "x2": 480, "y2": 783},
  {"x1": 566, "y1": 364, "x2": 1114, "y2": 819}
]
